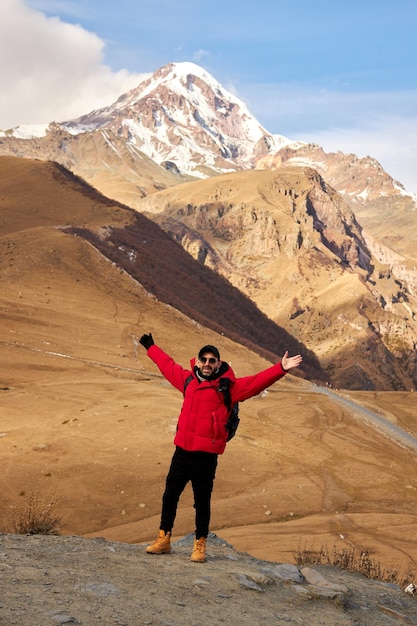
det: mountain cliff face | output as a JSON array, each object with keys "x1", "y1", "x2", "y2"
[
  {"x1": 256, "y1": 144, "x2": 417, "y2": 261},
  {"x1": 138, "y1": 167, "x2": 417, "y2": 390},
  {"x1": 1, "y1": 62, "x2": 416, "y2": 390}
]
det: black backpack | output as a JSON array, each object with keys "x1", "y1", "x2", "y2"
[{"x1": 184, "y1": 375, "x2": 240, "y2": 441}]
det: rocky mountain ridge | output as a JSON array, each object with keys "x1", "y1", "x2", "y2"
[
  {"x1": 64, "y1": 61, "x2": 293, "y2": 175},
  {"x1": 256, "y1": 143, "x2": 417, "y2": 261}
]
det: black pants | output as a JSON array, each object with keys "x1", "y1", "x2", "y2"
[{"x1": 160, "y1": 446, "x2": 218, "y2": 539}]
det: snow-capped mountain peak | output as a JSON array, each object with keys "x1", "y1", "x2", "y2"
[
  {"x1": 57, "y1": 61, "x2": 297, "y2": 177},
  {"x1": 0, "y1": 60, "x2": 413, "y2": 210}
]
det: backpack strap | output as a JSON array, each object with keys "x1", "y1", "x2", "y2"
[
  {"x1": 183, "y1": 374, "x2": 193, "y2": 396},
  {"x1": 217, "y1": 378, "x2": 232, "y2": 410}
]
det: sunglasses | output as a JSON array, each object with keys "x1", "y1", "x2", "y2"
[{"x1": 199, "y1": 356, "x2": 217, "y2": 364}]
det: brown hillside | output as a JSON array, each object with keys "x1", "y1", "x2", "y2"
[
  {"x1": 69, "y1": 220, "x2": 323, "y2": 382},
  {"x1": 0, "y1": 155, "x2": 136, "y2": 232},
  {"x1": 0, "y1": 155, "x2": 324, "y2": 382}
]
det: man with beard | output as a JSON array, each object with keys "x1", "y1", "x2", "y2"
[{"x1": 139, "y1": 333, "x2": 302, "y2": 562}]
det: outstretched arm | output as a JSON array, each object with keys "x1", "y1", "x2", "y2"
[
  {"x1": 232, "y1": 350, "x2": 303, "y2": 402},
  {"x1": 138, "y1": 332, "x2": 190, "y2": 393},
  {"x1": 281, "y1": 351, "x2": 302, "y2": 371}
]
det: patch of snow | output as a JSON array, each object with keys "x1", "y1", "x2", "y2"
[
  {"x1": 0, "y1": 123, "x2": 50, "y2": 139},
  {"x1": 285, "y1": 156, "x2": 326, "y2": 169},
  {"x1": 100, "y1": 130, "x2": 122, "y2": 158},
  {"x1": 270, "y1": 136, "x2": 305, "y2": 151},
  {"x1": 64, "y1": 123, "x2": 98, "y2": 136},
  {"x1": 356, "y1": 189, "x2": 370, "y2": 200},
  {"x1": 393, "y1": 180, "x2": 417, "y2": 202}
]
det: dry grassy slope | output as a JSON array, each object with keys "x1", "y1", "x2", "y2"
[
  {"x1": 0, "y1": 226, "x2": 288, "y2": 532},
  {"x1": 0, "y1": 156, "x2": 137, "y2": 233},
  {"x1": 1, "y1": 157, "x2": 417, "y2": 575},
  {"x1": 135, "y1": 168, "x2": 417, "y2": 391}
]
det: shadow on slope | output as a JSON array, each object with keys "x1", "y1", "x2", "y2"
[{"x1": 70, "y1": 217, "x2": 327, "y2": 384}]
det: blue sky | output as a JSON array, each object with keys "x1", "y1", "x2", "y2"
[{"x1": 1, "y1": 0, "x2": 417, "y2": 193}]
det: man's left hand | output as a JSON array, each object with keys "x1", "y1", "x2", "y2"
[{"x1": 281, "y1": 351, "x2": 302, "y2": 371}]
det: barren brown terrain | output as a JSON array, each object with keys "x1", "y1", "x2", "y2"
[{"x1": 1, "y1": 156, "x2": 417, "y2": 587}]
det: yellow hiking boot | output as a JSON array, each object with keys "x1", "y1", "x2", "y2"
[
  {"x1": 191, "y1": 537, "x2": 207, "y2": 562},
  {"x1": 146, "y1": 530, "x2": 171, "y2": 554}
]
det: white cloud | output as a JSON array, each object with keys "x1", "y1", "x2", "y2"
[
  {"x1": 301, "y1": 117, "x2": 417, "y2": 196},
  {"x1": 0, "y1": 0, "x2": 146, "y2": 128},
  {"x1": 192, "y1": 49, "x2": 210, "y2": 63}
]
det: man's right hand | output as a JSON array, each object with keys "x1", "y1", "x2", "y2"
[{"x1": 139, "y1": 333, "x2": 154, "y2": 350}]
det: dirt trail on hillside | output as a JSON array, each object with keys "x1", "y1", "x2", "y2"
[{"x1": 314, "y1": 385, "x2": 417, "y2": 453}]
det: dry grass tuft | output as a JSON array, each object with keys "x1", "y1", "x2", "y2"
[
  {"x1": 294, "y1": 542, "x2": 417, "y2": 592},
  {"x1": 12, "y1": 491, "x2": 61, "y2": 536}
]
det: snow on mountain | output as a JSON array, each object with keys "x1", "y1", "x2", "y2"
[
  {"x1": 0, "y1": 123, "x2": 50, "y2": 139},
  {"x1": 0, "y1": 60, "x2": 414, "y2": 211},
  {"x1": 0, "y1": 62, "x2": 300, "y2": 177},
  {"x1": 68, "y1": 61, "x2": 300, "y2": 176}
]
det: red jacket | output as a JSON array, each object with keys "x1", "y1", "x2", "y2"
[{"x1": 146, "y1": 344, "x2": 287, "y2": 454}]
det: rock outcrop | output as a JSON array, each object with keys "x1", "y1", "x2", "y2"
[{"x1": 1, "y1": 533, "x2": 416, "y2": 626}]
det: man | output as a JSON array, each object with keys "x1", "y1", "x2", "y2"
[{"x1": 139, "y1": 332, "x2": 302, "y2": 562}]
